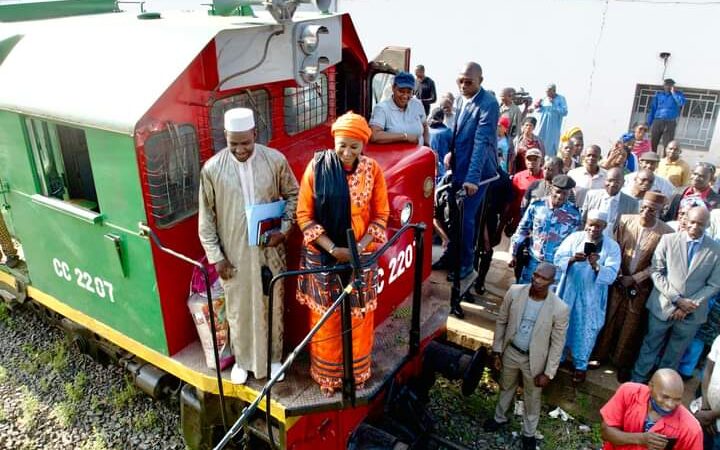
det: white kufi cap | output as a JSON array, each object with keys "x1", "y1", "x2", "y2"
[
  {"x1": 587, "y1": 209, "x2": 608, "y2": 223},
  {"x1": 224, "y1": 108, "x2": 255, "y2": 132}
]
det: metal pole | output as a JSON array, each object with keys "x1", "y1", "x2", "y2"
[
  {"x1": 449, "y1": 189, "x2": 465, "y2": 318},
  {"x1": 341, "y1": 230, "x2": 363, "y2": 406},
  {"x1": 218, "y1": 223, "x2": 420, "y2": 450},
  {"x1": 213, "y1": 277, "x2": 359, "y2": 450},
  {"x1": 409, "y1": 223, "x2": 426, "y2": 355},
  {"x1": 138, "y1": 225, "x2": 228, "y2": 431}
]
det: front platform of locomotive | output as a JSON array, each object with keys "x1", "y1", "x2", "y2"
[{"x1": 0, "y1": 4, "x2": 444, "y2": 449}]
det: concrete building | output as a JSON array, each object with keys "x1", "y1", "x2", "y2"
[{"x1": 339, "y1": 0, "x2": 720, "y2": 165}]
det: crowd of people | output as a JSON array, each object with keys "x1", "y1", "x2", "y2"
[
  {"x1": 408, "y1": 66, "x2": 720, "y2": 449},
  {"x1": 2, "y1": 61, "x2": 720, "y2": 450}
]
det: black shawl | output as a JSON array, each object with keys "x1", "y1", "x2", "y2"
[{"x1": 313, "y1": 150, "x2": 352, "y2": 264}]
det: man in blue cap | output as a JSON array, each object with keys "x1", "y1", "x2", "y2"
[{"x1": 370, "y1": 71, "x2": 429, "y2": 145}]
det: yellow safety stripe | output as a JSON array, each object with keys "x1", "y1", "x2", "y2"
[{"x1": 0, "y1": 271, "x2": 299, "y2": 428}]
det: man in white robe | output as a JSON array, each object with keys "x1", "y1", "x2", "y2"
[
  {"x1": 554, "y1": 209, "x2": 621, "y2": 383},
  {"x1": 199, "y1": 108, "x2": 299, "y2": 384}
]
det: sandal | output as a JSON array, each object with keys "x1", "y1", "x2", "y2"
[{"x1": 320, "y1": 386, "x2": 335, "y2": 397}]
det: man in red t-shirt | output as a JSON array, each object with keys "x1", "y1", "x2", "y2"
[
  {"x1": 504, "y1": 148, "x2": 544, "y2": 234},
  {"x1": 600, "y1": 368, "x2": 702, "y2": 450}
]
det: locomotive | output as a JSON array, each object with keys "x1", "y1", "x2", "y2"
[{"x1": 0, "y1": 1, "x2": 486, "y2": 449}]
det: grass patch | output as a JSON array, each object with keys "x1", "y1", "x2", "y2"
[
  {"x1": 0, "y1": 406, "x2": 6, "y2": 422},
  {"x1": 38, "y1": 377, "x2": 51, "y2": 393},
  {"x1": 78, "y1": 428, "x2": 109, "y2": 450},
  {"x1": 37, "y1": 340, "x2": 69, "y2": 372},
  {"x1": 110, "y1": 377, "x2": 138, "y2": 409},
  {"x1": 0, "y1": 302, "x2": 13, "y2": 327},
  {"x1": 392, "y1": 305, "x2": 412, "y2": 319},
  {"x1": 52, "y1": 401, "x2": 77, "y2": 428},
  {"x1": 65, "y1": 372, "x2": 88, "y2": 403},
  {"x1": 19, "y1": 385, "x2": 40, "y2": 427},
  {"x1": 134, "y1": 409, "x2": 159, "y2": 431},
  {"x1": 0, "y1": 365, "x2": 7, "y2": 383},
  {"x1": 90, "y1": 395, "x2": 102, "y2": 414},
  {"x1": 19, "y1": 343, "x2": 41, "y2": 374}
]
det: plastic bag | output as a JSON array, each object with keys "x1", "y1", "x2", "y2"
[{"x1": 188, "y1": 258, "x2": 234, "y2": 370}]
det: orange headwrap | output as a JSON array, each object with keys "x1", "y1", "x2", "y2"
[{"x1": 331, "y1": 111, "x2": 372, "y2": 144}]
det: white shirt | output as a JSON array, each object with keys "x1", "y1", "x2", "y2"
[
  {"x1": 624, "y1": 171, "x2": 674, "y2": 198},
  {"x1": 568, "y1": 166, "x2": 607, "y2": 208},
  {"x1": 370, "y1": 96, "x2": 427, "y2": 146},
  {"x1": 597, "y1": 191, "x2": 620, "y2": 238},
  {"x1": 709, "y1": 209, "x2": 720, "y2": 242},
  {"x1": 706, "y1": 336, "x2": 720, "y2": 411},
  {"x1": 456, "y1": 91, "x2": 480, "y2": 126}
]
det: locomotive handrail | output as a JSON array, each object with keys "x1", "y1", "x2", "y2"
[
  {"x1": 138, "y1": 223, "x2": 229, "y2": 433},
  {"x1": 212, "y1": 222, "x2": 426, "y2": 450}
]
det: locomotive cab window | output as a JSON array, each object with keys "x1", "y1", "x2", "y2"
[
  {"x1": 210, "y1": 89, "x2": 272, "y2": 153},
  {"x1": 25, "y1": 118, "x2": 99, "y2": 212},
  {"x1": 143, "y1": 124, "x2": 200, "y2": 228},
  {"x1": 284, "y1": 74, "x2": 329, "y2": 135}
]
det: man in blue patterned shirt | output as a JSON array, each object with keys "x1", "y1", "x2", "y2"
[{"x1": 510, "y1": 175, "x2": 581, "y2": 284}]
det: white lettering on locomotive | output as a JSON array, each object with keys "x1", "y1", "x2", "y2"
[{"x1": 52, "y1": 258, "x2": 115, "y2": 303}]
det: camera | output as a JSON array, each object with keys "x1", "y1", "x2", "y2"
[{"x1": 512, "y1": 89, "x2": 532, "y2": 106}]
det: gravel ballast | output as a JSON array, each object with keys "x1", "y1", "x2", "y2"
[{"x1": 0, "y1": 303, "x2": 185, "y2": 450}]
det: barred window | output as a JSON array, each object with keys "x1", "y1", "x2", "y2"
[
  {"x1": 143, "y1": 124, "x2": 200, "y2": 228},
  {"x1": 284, "y1": 74, "x2": 329, "y2": 135},
  {"x1": 630, "y1": 84, "x2": 720, "y2": 151},
  {"x1": 210, "y1": 89, "x2": 272, "y2": 153}
]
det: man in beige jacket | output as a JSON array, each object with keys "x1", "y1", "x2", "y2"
[{"x1": 484, "y1": 262, "x2": 569, "y2": 450}]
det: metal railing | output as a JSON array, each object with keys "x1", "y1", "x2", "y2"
[
  {"x1": 214, "y1": 222, "x2": 426, "y2": 450},
  {"x1": 138, "y1": 224, "x2": 229, "y2": 432}
]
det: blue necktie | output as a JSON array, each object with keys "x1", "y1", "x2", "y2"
[{"x1": 687, "y1": 241, "x2": 698, "y2": 268}]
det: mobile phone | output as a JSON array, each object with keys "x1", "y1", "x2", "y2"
[
  {"x1": 583, "y1": 242, "x2": 597, "y2": 256},
  {"x1": 665, "y1": 437, "x2": 677, "y2": 450}
]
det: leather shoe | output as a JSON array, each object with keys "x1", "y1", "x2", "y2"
[
  {"x1": 522, "y1": 435, "x2": 537, "y2": 450},
  {"x1": 483, "y1": 418, "x2": 505, "y2": 432},
  {"x1": 432, "y1": 255, "x2": 450, "y2": 270},
  {"x1": 447, "y1": 265, "x2": 473, "y2": 282},
  {"x1": 450, "y1": 302, "x2": 465, "y2": 319},
  {"x1": 616, "y1": 368, "x2": 631, "y2": 383},
  {"x1": 572, "y1": 369, "x2": 587, "y2": 384}
]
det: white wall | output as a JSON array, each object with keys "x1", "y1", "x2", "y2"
[{"x1": 339, "y1": 0, "x2": 720, "y2": 165}]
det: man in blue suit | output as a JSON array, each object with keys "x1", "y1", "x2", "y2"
[{"x1": 434, "y1": 62, "x2": 499, "y2": 300}]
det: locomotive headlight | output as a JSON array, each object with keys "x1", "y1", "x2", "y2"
[
  {"x1": 423, "y1": 176, "x2": 434, "y2": 198},
  {"x1": 298, "y1": 24, "x2": 328, "y2": 55},
  {"x1": 400, "y1": 202, "x2": 413, "y2": 225}
]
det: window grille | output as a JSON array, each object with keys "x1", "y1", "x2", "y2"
[
  {"x1": 284, "y1": 74, "x2": 329, "y2": 135},
  {"x1": 143, "y1": 124, "x2": 200, "y2": 228},
  {"x1": 210, "y1": 89, "x2": 272, "y2": 153},
  {"x1": 630, "y1": 84, "x2": 720, "y2": 151}
]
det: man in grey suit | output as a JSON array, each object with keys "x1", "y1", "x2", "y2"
[
  {"x1": 484, "y1": 262, "x2": 569, "y2": 450},
  {"x1": 632, "y1": 206, "x2": 720, "y2": 382},
  {"x1": 582, "y1": 167, "x2": 639, "y2": 238}
]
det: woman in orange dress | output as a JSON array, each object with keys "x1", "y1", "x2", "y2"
[{"x1": 296, "y1": 112, "x2": 390, "y2": 395}]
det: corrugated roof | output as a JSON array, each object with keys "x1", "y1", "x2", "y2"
[{"x1": 0, "y1": 10, "x2": 323, "y2": 134}]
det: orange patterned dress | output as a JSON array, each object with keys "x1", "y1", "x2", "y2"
[{"x1": 296, "y1": 153, "x2": 389, "y2": 391}]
